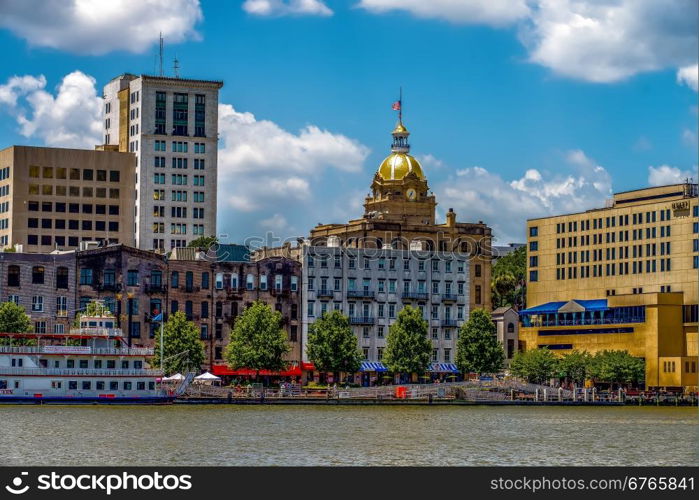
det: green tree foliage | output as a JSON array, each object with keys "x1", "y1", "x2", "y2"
[
  {"x1": 224, "y1": 301, "x2": 290, "y2": 373},
  {"x1": 510, "y1": 348, "x2": 558, "y2": 384},
  {"x1": 491, "y1": 246, "x2": 526, "y2": 309},
  {"x1": 151, "y1": 311, "x2": 205, "y2": 374},
  {"x1": 73, "y1": 300, "x2": 114, "y2": 327},
  {"x1": 306, "y1": 310, "x2": 362, "y2": 375},
  {"x1": 383, "y1": 305, "x2": 432, "y2": 374},
  {"x1": 588, "y1": 350, "x2": 645, "y2": 388},
  {"x1": 0, "y1": 301, "x2": 33, "y2": 346},
  {"x1": 557, "y1": 350, "x2": 592, "y2": 385},
  {"x1": 456, "y1": 308, "x2": 504, "y2": 374},
  {"x1": 187, "y1": 236, "x2": 219, "y2": 250}
]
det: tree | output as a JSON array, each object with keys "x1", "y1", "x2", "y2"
[
  {"x1": 0, "y1": 301, "x2": 32, "y2": 346},
  {"x1": 306, "y1": 311, "x2": 362, "y2": 378},
  {"x1": 510, "y1": 348, "x2": 558, "y2": 384},
  {"x1": 151, "y1": 311, "x2": 205, "y2": 375},
  {"x1": 456, "y1": 308, "x2": 504, "y2": 374},
  {"x1": 588, "y1": 350, "x2": 645, "y2": 388},
  {"x1": 557, "y1": 350, "x2": 592, "y2": 385},
  {"x1": 187, "y1": 236, "x2": 218, "y2": 250},
  {"x1": 491, "y1": 246, "x2": 526, "y2": 309},
  {"x1": 73, "y1": 300, "x2": 113, "y2": 327},
  {"x1": 224, "y1": 301, "x2": 290, "y2": 374},
  {"x1": 383, "y1": 305, "x2": 432, "y2": 375}
]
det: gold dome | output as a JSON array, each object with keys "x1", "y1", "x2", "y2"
[
  {"x1": 392, "y1": 122, "x2": 408, "y2": 134},
  {"x1": 378, "y1": 153, "x2": 425, "y2": 180}
]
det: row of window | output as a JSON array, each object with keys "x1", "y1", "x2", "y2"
[
  {"x1": 307, "y1": 255, "x2": 471, "y2": 274},
  {"x1": 28, "y1": 185, "x2": 121, "y2": 199},
  {"x1": 551, "y1": 259, "x2": 674, "y2": 280},
  {"x1": 152, "y1": 190, "x2": 205, "y2": 202},
  {"x1": 27, "y1": 235, "x2": 118, "y2": 247},
  {"x1": 307, "y1": 301, "x2": 466, "y2": 320},
  {"x1": 308, "y1": 277, "x2": 467, "y2": 295},
  {"x1": 28, "y1": 167, "x2": 121, "y2": 182},
  {"x1": 360, "y1": 347, "x2": 453, "y2": 363},
  {"x1": 28, "y1": 202, "x2": 120, "y2": 215},
  {"x1": 28, "y1": 219, "x2": 119, "y2": 231}
]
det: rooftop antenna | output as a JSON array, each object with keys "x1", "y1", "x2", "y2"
[
  {"x1": 159, "y1": 32, "x2": 164, "y2": 77},
  {"x1": 173, "y1": 55, "x2": 180, "y2": 78}
]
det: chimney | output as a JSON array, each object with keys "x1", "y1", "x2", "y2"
[{"x1": 446, "y1": 208, "x2": 456, "y2": 227}]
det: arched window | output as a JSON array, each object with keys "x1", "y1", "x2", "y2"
[
  {"x1": 56, "y1": 266, "x2": 69, "y2": 289},
  {"x1": 507, "y1": 322, "x2": 515, "y2": 334},
  {"x1": 7, "y1": 265, "x2": 20, "y2": 287},
  {"x1": 246, "y1": 273, "x2": 255, "y2": 290},
  {"x1": 31, "y1": 266, "x2": 45, "y2": 284}
]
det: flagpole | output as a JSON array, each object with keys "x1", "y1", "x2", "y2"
[
  {"x1": 399, "y1": 86, "x2": 403, "y2": 124},
  {"x1": 160, "y1": 318, "x2": 164, "y2": 373}
]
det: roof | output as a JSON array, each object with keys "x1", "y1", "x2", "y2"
[
  {"x1": 492, "y1": 306, "x2": 515, "y2": 316},
  {"x1": 215, "y1": 244, "x2": 250, "y2": 262},
  {"x1": 521, "y1": 299, "x2": 608, "y2": 315}
]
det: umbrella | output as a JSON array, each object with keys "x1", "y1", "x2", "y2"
[{"x1": 163, "y1": 373, "x2": 184, "y2": 381}]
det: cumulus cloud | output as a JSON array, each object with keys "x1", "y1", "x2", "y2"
[
  {"x1": 677, "y1": 64, "x2": 699, "y2": 91},
  {"x1": 0, "y1": 71, "x2": 102, "y2": 148},
  {"x1": 216, "y1": 103, "x2": 370, "y2": 238},
  {"x1": 647, "y1": 165, "x2": 697, "y2": 186},
  {"x1": 0, "y1": 0, "x2": 202, "y2": 55},
  {"x1": 243, "y1": 0, "x2": 332, "y2": 17},
  {"x1": 357, "y1": 0, "x2": 529, "y2": 26},
  {"x1": 435, "y1": 149, "x2": 612, "y2": 243}
]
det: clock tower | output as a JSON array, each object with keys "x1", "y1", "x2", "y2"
[{"x1": 363, "y1": 121, "x2": 437, "y2": 225}]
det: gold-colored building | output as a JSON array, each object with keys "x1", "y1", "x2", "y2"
[
  {"x1": 308, "y1": 121, "x2": 493, "y2": 312},
  {"x1": 0, "y1": 146, "x2": 136, "y2": 252},
  {"x1": 522, "y1": 183, "x2": 698, "y2": 390}
]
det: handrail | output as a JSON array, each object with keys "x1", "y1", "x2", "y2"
[
  {"x1": 0, "y1": 346, "x2": 153, "y2": 356},
  {"x1": 0, "y1": 367, "x2": 162, "y2": 376}
]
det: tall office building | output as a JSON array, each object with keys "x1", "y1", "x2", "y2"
[
  {"x1": 102, "y1": 74, "x2": 223, "y2": 251},
  {"x1": 521, "y1": 183, "x2": 698, "y2": 390}
]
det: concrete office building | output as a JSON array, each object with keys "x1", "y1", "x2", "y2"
[
  {"x1": 102, "y1": 74, "x2": 222, "y2": 251},
  {"x1": 0, "y1": 146, "x2": 135, "y2": 252},
  {"x1": 521, "y1": 183, "x2": 699, "y2": 390}
]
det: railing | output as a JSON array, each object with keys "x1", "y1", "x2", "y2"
[
  {"x1": 144, "y1": 284, "x2": 165, "y2": 293},
  {"x1": 0, "y1": 367, "x2": 163, "y2": 377},
  {"x1": 0, "y1": 346, "x2": 153, "y2": 356},
  {"x1": 97, "y1": 283, "x2": 121, "y2": 292},
  {"x1": 184, "y1": 285, "x2": 200, "y2": 293},
  {"x1": 347, "y1": 290, "x2": 375, "y2": 299},
  {"x1": 523, "y1": 317, "x2": 646, "y2": 327},
  {"x1": 402, "y1": 291, "x2": 428, "y2": 300},
  {"x1": 316, "y1": 289, "x2": 335, "y2": 298},
  {"x1": 441, "y1": 294, "x2": 459, "y2": 302},
  {"x1": 442, "y1": 319, "x2": 458, "y2": 327},
  {"x1": 68, "y1": 328, "x2": 122, "y2": 337},
  {"x1": 350, "y1": 316, "x2": 375, "y2": 325}
]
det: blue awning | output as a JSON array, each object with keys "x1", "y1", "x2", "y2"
[
  {"x1": 360, "y1": 361, "x2": 388, "y2": 372},
  {"x1": 428, "y1": 363, "x2": 459, "y2": 373},
  {"x1": 573, "y1": 299, "x2": 608, "y2": 311},
  {"x1": 521, "y1": 301, "x2": 567, "y2": 315}
]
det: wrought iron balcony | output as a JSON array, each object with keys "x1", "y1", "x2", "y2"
[
  {"x1": 316, "y1": 288, "x2": 335, "y2": 298},
  {"x1": 347, "y1": 290, "x2": 375, "y2": 299},
  {"x1": 402, "y1": 291, "x2": 428, "y2": 300},
  {"x1": 350, "y1": 316, "x2": 375, "y2": 325},
  {"x1": 441, "y1": 294, "x2": 459, "y2": 302},
  {"x1": 442, "y1": 319, "x2": 458, "y2": 327},
  {"x1": 97, "y1": 283, "x2": 120, "y2": 292},
  {"x1": 144, "y1": 283, "x2": 165, "y2": 294}
]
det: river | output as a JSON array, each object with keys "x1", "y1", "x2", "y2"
[{"x1": 1, "y1": 405, "x2": 696, "y2": 466}]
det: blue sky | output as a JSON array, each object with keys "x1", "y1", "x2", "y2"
[{"x1": 0, "y1": 0, "x2": 696, "y2": 244}]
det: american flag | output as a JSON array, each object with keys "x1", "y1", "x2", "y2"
[{"x1": 392, "y1": 100, "x2": 401, "y2": 111}]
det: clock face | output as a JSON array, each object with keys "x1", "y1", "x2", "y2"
[{"x1": 406, "y1": 189, "x2": 417, "y2": 201}]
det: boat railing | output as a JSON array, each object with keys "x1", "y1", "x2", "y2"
[
  {"x1": 0, "y1": 367, "x2": 163, "y2": 377},
  {"x1": 68, "y1": 328, "x2": 123, "y2": 337},
  {"x1": 0, "y1": 346, "x2": 154, "y2": 356}
]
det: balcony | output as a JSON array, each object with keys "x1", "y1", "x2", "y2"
[
  {"x1": 402, "y1": 291, "x2": 428, "y2": 300},
  {"x1": 68, "y1": 328, "x2": 122, "y2": 337},
  {"x1": 184, "y1": 285, "x2": 201, "y2": 293},
  {"x1": 144, "y1": 283, "x2": 165, "y2": 294},
  {"x1": 442, "y1": 319, "x2": 458, "y2": 327},
  {"x1": 316, "y1": 288, "x2": 335, "y2": 298},
  {"x1": 97, "y1": 283, "x2": 121, "y2": 292},
  {"x1": 0, "y1": 346, "x2": 153, "y2": 356},
  {"x1": 0, "y1": 367, "x2": 162, "y2": 377},
  {"x1": 347, "y1": 290, "x2": 375, "y2": 299},
  {"x1": 350, "y1": 316, "x2": 375, "y2": 325},
  {"x1": 441, "y1": 294, "x2": 459, "y2": 302}
]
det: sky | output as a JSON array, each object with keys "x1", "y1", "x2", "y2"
[{"x1": 0, "y1": 0, "x2": 697, "y2": 245}]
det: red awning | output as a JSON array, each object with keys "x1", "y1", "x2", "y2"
[
  {"x1": 212, "y1": 365, "x2": 302, "y2": 377},
  {"x1": 302, "y1": 362, "x2": 315, "y2": 371}
]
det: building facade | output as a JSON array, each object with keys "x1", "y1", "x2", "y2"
[
  {"x1": 0, "y1": 146, "x2": 136, "y2": 252},
  {"x1": 522, "y1": 183, "x2": 699, "y2": 390},
  {"x1": 491, "y1": 307, "x2": 520, "y2": 367},
  {"x1": 308, "y1": 120, "x2": 492, "y2": 313},
  {"x1": 102, "y1": 74, "x2": 222, "y2": 252},
  {"x1": 302, "y1": 245, "x2": 470, "y2": 381},
  {"x1": 0, "y1": 252, "x2": 77, "y2": 335}
]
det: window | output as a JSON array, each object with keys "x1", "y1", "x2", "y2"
[
  {"x1": 529, "y1": 226, "x2": 538, "y2": 237},
  {"x1": 475, "y1": 285, "x2": 482, "y2": 304},
  {"x1": 127, "y1": 270, "x2": 138, "y2": 286},
  {"x1": 32, "y1": 266, "x2": 45, "y2": 284},
  {"x1": 56, "y1": 267, "x2": 69, "y2": 289},
  {"x1": 32, "y1": 296, "x2": 44, "y2": 312},
  {"x1": 7, "y1": 265, "x2": 20, "y2": 286},
  {"x1": 529, "y1": 270, "x2": 538, "y2": 282},
  {"x1": 79, "y1": 268, "x2": 93, "y2": 285}
]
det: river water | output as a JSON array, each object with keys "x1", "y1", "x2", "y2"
[{"x1": 1, "y1": 405, "x2": 697, "y2": 466}]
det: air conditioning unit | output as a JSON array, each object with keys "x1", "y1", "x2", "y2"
[
  {"x1": 13, "y1": 244, "x2": 23, "y2": 253},
  {"x1": 79, "y1": 241, "x2": 100, "y2": 251}
]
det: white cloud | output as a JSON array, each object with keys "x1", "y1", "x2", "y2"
[
  {"x1": 0, "y1": 71, "x2": 102, "y2": 148},
  {"x1": 0, "y1": 0, "x2": 202, "y2": 55},
  {"x1": 216, "y1": 103, "x2": 370, "y2": 237},
  {"x1": 677, "y1": 64, "x2": 699, "y2": 91},
  {"x1": 436, "y1": 149, "x2": 612, "y2": 243},
  {"x1": 357, "y1": 0, "x2": 529, "y2": 25},
  {"x1": 243, "y1": 0, "x2": 332, "y2": 17},
  {"x1": 683, "y1": 128, "x2": 697, "y2": 146},
  {"x1": 647, "y1": 165, "x2": 697, "y2": 186},
  {"x1": 416, "y1": 153, "x2": 444, "y2": 169}
]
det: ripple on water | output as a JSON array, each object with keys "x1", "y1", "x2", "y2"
[{"x1": 0, "y1": 405, "x2": 696, "y2": 466}]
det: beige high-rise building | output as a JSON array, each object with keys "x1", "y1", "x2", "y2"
[
  {"x1": 0, "y1": 146, "x2": 136, "y2": 252},
  {"x1": 101, "y1": 74, "x2": 223, "y2": 252}
]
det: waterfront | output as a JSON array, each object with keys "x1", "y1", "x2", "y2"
[{"x1": 1, "y1": 406, "x2": 696, "y2": 466}]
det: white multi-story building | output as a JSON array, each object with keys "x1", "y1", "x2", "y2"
[
  {"x1": 102, "y1": 74, "x2": 223, "y2": 251},
  {"x1": 302, "y1": 245, "x2": 470, "y2": 383}
]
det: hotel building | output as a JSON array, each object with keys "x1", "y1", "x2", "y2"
[
  {"x1": 522, "y1": 183, "x2": 699, "y2": 390},
  {"x1": 101, "y1": 74, "x2": 222, "y2": 252},
  {"x1": 0, "y1": 146, "x2": 135, "y2": 252}
]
